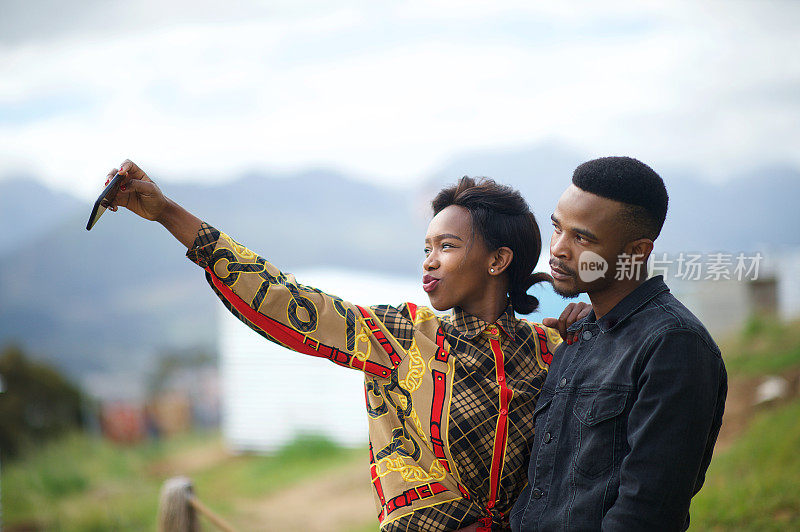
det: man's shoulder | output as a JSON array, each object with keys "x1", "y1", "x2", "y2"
[{"x1": 641, "y1": 291, "x2": 721, "y2": 356}]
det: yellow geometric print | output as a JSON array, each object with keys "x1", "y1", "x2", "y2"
[
  {"x1": 375, "y1": 454, "x2": 448, "y2": 483},
  {"x1": 399, "y1": 340, "x2": 425, "y2": 392},
  {"x1": 413, "y1": 306, "x2": 437, "y2": 324},
  {"x1": 354, "y1": 321, "x2": 373, "y2": 362},
  {"x1": 229, "y1": 238, "x2": 257, "y2": 261},
  {"x1": 544, "y1": 326, "x2": 562, "y2": 349},
  {"x1": 408, "y1": 408, "x2": 429, "y2": 444}
]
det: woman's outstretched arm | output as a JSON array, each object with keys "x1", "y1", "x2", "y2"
[
  {"x1": 105, "y1": 159, "x2": 201, "y2": 248},
  {"x1": 103, "y1": 159, "x2": 409, "y2": 379}
]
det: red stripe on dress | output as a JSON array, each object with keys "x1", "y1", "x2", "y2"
[
  {"x1": 486, "y1": 337, "x2": 513, "y2": 519},
  {"x1": 369, "y1": 442, "x2": 387, "y2": 520},
  {"x1": 434, "y1": 328, "x2": 449, "y2": 362},
  {"x1": 429, "y1": 367, "x2": 450, "y2": 473},
  {"x1": 356, "y1": 305, "x2": 403, "y2": 367},
  {"x1": 532, "y1": 324, "x2": 553, "y2": 364},
  {"x1": 406, "y1": 302, "x2": 418, "y2": 322},
  {"x1": 206, "y1": 267, "x2": 393, "y2": 378}
]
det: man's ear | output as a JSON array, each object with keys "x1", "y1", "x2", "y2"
[
  {"x1": 489, "y1": 246, "x2": 514, "y2": 275},
  {"x1": 626, "y1": 238, "x2": 655, "y2": 266}
]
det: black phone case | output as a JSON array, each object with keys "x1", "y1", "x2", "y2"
[{"x1": 86, "y1": 173, "x2": 124, "y2": 231}]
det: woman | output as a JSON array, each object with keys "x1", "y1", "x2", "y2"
[{"x1": 102, "y1": 160, "x2": 587, "y2": 531}]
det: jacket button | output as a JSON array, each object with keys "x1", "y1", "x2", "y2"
[
  {"x1": 543, "y1": 432, "x2": 552, "y2": 444},
  {"x1": 582, "y1": 330, "x2": 593, "y2": 341},
  {"x1": 559, "y1": 378, "x2": 567, "y2": 388},
  {"x1": 532, "y1": 488, "x2": 543, "y2": 499}
]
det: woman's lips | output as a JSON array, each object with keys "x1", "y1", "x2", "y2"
[{"x1": 422, "y1": 275, "x2": 440, "y2": 293}]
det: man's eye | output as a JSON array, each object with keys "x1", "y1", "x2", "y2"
[
  {"x1": 442, "y1": 243, "x2": 455, "y2": 249},
  {"x1": 552, "y1": 225, "x2": 562, "y2": 234},
  {"x1": 424, "y1": 248, "x2": 431, "y2": 256},
  {"x1": 575, "y1": 234, "x2": 585, "y2": 243}
]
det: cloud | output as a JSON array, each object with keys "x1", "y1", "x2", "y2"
[{"x1": 1, "y1": 0, "x2": 799, "y2": 198}]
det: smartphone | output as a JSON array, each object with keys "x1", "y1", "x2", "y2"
[{"x1": 86, "y1": 173, "x2": 124, "y2": 231}]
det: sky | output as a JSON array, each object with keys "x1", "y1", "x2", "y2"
[{"x1": 1, "y1": 0, "x2": 799, "y2": 199}]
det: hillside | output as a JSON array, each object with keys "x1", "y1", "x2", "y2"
[{"x1": 0, "y1": 177, "x2": 83, "y2": 248}]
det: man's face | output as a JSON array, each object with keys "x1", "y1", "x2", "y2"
[
  {"x1": 422, "y1": 205, "x2": 492, "y2": 312},
  {"x1": 549, "y1": 185, "x2": 629, "y2": 298}
]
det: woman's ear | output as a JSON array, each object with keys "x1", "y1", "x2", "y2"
[{"x1": 489, "y1": 246, "x2": 514, "y2": 275}]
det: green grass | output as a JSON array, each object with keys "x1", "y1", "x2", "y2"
[
  {"x1": 721, "y1": 316, "x2": 800, "y2": 376},
  {"x1": 2, "y1": 431, "x2": 369, "y2": 531},
  {"x1": 691, "y1": 397, "x2": 800, "y2": 530},
  {"x1": 5, "y1": 317, "x2": 800, "y2": 531},
  {"x1": 3, "y1": 431, "x2": 161, "y2": 530},
  {"x1": 688, "y1": 316, "x2": 800, "y2": 530}
]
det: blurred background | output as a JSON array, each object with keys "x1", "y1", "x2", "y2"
[{"x1": 1, "y1": 1, "x2": 799, "y2": 530}]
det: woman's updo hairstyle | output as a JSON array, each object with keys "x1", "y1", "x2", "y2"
[{"x1": 431, "y1": 176, "x2": 551, "y2": 314}]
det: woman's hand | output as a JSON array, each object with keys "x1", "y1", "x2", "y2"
[
  {"x1": 103, "y1": 160, "x2": 168, "y2": 222},
  {"x1": 101, "y1": 159, "x2": 202, "y2": 248},
  {"x1": 544, "y1": 302, "x2": 592, "y2": 344}
]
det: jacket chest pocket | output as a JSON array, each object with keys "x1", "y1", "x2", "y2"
[{"x1": 571, "y1": 389, "x2": 629, "y2": 479}]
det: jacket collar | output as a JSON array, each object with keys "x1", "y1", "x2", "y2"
[{"x1": 566, "y1": 275, "x2": 671, "y2": 334}]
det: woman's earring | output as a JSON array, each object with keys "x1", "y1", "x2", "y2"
[{"x1": 490, "y1": 268, "x2": 495, "y2": 273}]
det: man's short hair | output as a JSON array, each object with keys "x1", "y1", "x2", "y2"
[{"x1": 572, "y1": 156, "x2": 669, "y2": 241}]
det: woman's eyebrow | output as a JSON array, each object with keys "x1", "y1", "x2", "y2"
[{"x1": 426, "y1": 233, "x2": 464, "y2": 243}]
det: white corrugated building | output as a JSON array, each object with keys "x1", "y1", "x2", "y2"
[
  {"x1": 669, "y1": 249, "x2": 800, "y2": 338},
  {"x1": 218, "y1": 268, "x2": 426, "y2": 453}
]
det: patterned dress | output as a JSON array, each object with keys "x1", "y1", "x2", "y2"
[{"x1": 187, "y1": 222, "x2": 562, "y2": 531}]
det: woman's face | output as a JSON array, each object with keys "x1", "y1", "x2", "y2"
[{"x1": 423, "y1": 205, "x2": 494, "y2": 312}]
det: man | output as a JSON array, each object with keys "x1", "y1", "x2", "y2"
[{"x1": 510, "y1": 157, "x2": 727, "y2": 531}]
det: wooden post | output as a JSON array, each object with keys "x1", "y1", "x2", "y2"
[{"x1": 157, "y1": 476, "x2": 238, "y2": 532}]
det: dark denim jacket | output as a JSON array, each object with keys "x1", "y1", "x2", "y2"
[{"x1": 511, "y1": 276, "x2": 727, "y2": 531}]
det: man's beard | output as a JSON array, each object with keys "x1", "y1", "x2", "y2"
[
  {"x1": 553, "y1": 283, "x2": 583, "y2": 299},
  {"x1": 549, "y1": 258, "x2": 582, "y2": 298}
]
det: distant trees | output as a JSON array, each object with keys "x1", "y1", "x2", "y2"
[{"x1": 0, "y1": 344, "x2": 86, "y2": 459}]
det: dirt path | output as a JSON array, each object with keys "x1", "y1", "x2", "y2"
[
  {"x1": 235, "y1": 461, "x2": 375, "y2": 532},
  {"x1": 716, "y1": 368, "x2": 800, "y2": 450}
]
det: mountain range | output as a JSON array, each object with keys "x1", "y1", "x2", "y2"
[{"x1": 1, "y1": 142, "x2": 798, "y2": 398}]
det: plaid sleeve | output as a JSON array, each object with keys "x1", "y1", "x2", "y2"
[
  {"x1": 370, "y1": 303, "x2": 415, "y2": 351},
  {"x1": 185, "y1": 221, "x2": 221, "y2": 268}
]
